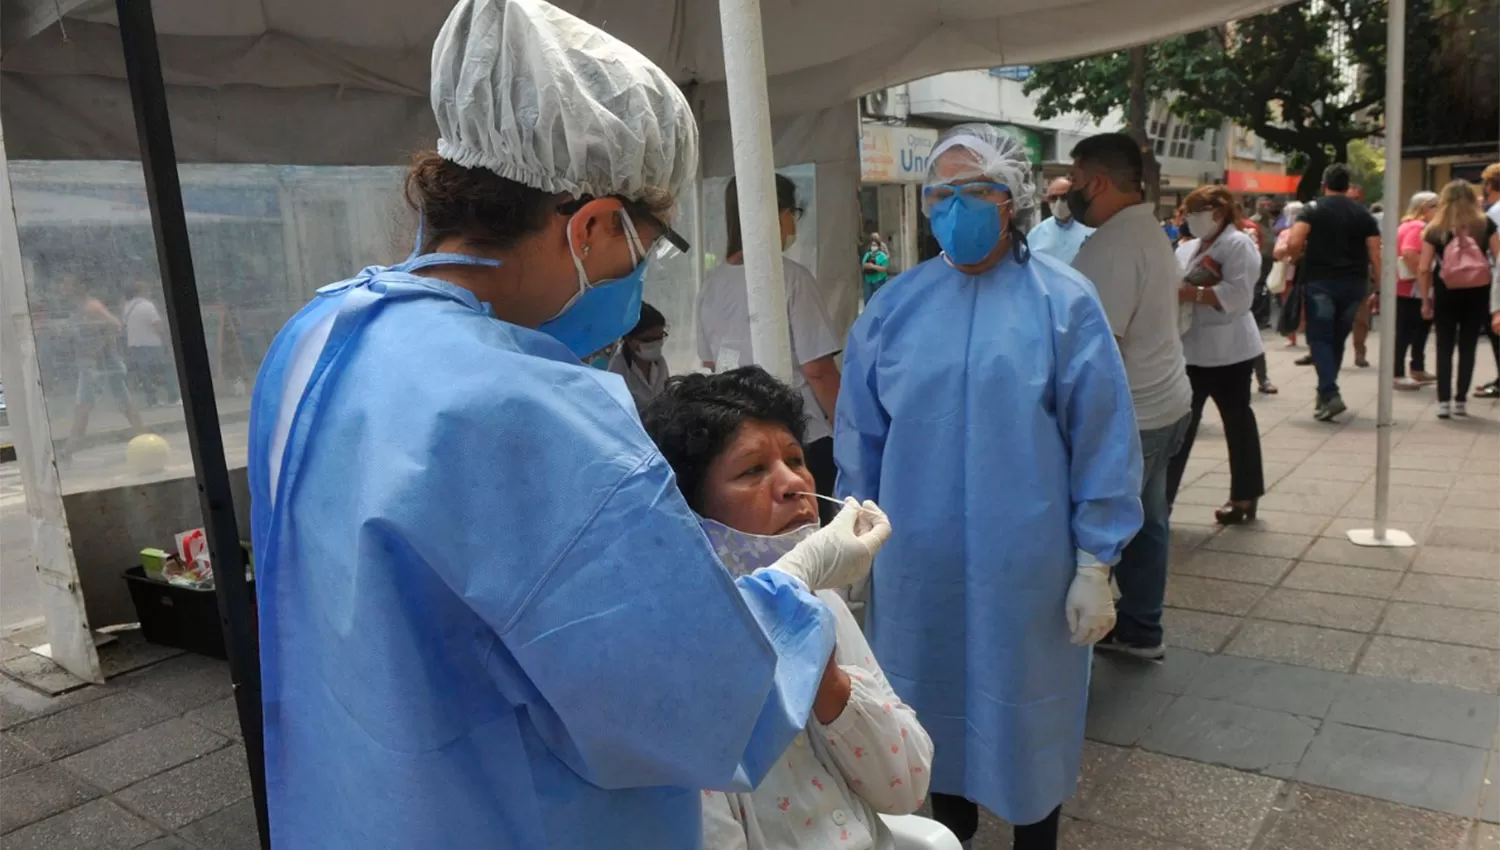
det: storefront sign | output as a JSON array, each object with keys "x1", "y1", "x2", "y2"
[
  {"x1": 1226, "y1": 169, "x2": 1301, "y2": 194},
  {"x1": 995, "y1": 123, "x2": 1046, "y2": 167},
  {"x1": 861, "y1": 125, "x2": 939, "y2": 184}
]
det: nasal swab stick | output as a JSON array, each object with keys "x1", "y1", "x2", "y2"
[{"x1": 792, "y1": 492, "x2": 882, "y2": 516}]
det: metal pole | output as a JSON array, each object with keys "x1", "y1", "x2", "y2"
[
  {"x1": 113, "y1": 0, "x2": 272, "y2": 843},
  {"x1": 1349, "y1": 0, "x2": 1415, "y2": 549},
  {"x1": 717, "y1": 0, "x2": 794, "y2": 381}
]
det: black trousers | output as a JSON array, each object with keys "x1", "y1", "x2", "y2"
[
  {"x1": 804, "y1": 436, "x2": 837, "y2": 525},
  {"x1": 1165, "y1": 358, "x2": 1266, "y2": 505},
  {"x1": 930, "y1": 793, "x2": 1061, "y2": 849},
  {"x1": 1432, "y1": 283, "x2": 1490, "y2": 402},
  {"x1": 1393, "y1": 296, "x2": 1431, "y2": 377}
]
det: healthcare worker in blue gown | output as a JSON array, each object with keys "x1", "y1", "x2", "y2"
[
  {"x1": 835, "y1": 124, "x2": 1144, "y2": 850},
  {"x1": 246, "y1": 2, "x2": 892, "y2": 848}
]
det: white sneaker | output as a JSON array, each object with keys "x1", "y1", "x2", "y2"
[
  {"x1": 1436, "y1": 402, "x2": 1451, "y2": 419},
  {"x1": 1453, "y1": 401, "x2": 1468, "y2": 417}
]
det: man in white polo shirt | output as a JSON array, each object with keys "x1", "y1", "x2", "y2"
[{"x1": 1069, "y1": 133, "x2": 1193, "y2": 661}]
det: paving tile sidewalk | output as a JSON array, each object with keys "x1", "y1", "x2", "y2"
[
  {"x1": 1, "y1": 645, "x2": 255, "y2": 849},
  {"x1": 2, "y1": 335, "x2": 1496, "y2": 849}
]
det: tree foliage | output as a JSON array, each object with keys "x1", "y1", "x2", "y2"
[
  {"x1": 1345, "y1": 139, "x2": 1386, "y2": 205},
  {"x1": 1024, "y1": 0, "x2": 1387, "y2": 200}
]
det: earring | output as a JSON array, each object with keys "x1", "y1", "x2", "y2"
[{"x1": 583, "y1": 246, "x2": 591, "y2": 255}]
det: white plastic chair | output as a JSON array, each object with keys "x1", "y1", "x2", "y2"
[{"x1": 881, "y1": 814, "x2": 963, "y2": 850}]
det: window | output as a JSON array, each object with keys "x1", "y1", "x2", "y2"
[
  {"x1": 1149, "y1": 120, "x2": 1168, "y2": 156},
  {"x1": 1168, "y1": 124, "x2": 1194, "y2": 158}
]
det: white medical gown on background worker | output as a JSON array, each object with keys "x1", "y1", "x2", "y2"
[{"x1": 834, "y1": 251, "x2": 1144, "y2": 825}]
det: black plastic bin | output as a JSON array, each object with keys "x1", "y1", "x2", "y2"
[{"x1": 124, "y1": 566, "x2": 255, "y2": 660}]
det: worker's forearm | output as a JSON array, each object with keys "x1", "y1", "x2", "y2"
[{"x1": 804, "y1": 370, "x2": 841, "y2": 420}]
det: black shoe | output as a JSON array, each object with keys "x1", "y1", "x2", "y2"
[
  {"x1": 1476, "y1": 382, "x2": 1500, "y2": 399},
  {"x1": 1295, "y1": 355, "x2": 1314, "y2": 366},
  {"x1": 1215, "y1": 501, "x2": 1258, "y2": 525},
  {"x1": 1094, "y1": 630, "x2": 1165, "y2": 662}
]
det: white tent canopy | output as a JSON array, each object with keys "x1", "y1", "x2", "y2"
[{"x1": 2, "y1": 0, "x2": 1291, "y2": 164}]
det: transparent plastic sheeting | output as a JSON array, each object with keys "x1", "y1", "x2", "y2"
[
  {"x1": 9, "y1": 160, "x2": 830, "y2": 493},
  {"x1": 8, "y1": 160, "x2": 407, "y2": 494}
]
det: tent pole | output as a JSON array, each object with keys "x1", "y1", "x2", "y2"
[
  {"x1": 1349, "y1": 0, "x2": 1414, "y2": 549},
  {"x1": 114, "y1": 0, "x2": 272, "y2": 844},
  {"x1": 717, "y1": 0, "x2": 793, "y2": 380}
]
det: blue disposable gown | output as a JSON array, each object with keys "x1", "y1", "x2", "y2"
[
  {"x1": 248, "y1": 263, "x2": 836, "y2": 850},
  {"x1": 834, "y1": 251, "x2": 1143, "y2": 825},
  {"x1": 1026, "y1": 217, "x2": 1095, "y2": 265}
]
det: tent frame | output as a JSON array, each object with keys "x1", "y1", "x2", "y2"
[{"x1": 113, "y1": 0, "x2": 270, "y2": 844}]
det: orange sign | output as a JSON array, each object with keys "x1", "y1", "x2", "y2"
[{"x1": 1225, "y1": 170, "x2": 1301, "y2": 194}]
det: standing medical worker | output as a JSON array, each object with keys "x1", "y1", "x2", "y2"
[
  {"x1": 247, "y1": 2, "x2": 891, "y2": 848},
  {"x1": 835, "y1": 124, "x2": 1144, "y2": 850}
]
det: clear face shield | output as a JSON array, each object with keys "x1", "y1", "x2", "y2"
[{"x1": 619, "y1": 198, "x2": 690, "y2": 269}]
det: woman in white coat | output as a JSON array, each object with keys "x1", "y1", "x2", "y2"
[{"x1": 1164, "y1": 186, "x2": 1267, "y2": 525}]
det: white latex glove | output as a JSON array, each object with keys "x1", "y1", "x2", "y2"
[
  {"x1": 762, "y1": 498, "x2": 892, "y2": 591},
  {"x1": 1065, "y1": 564, "x2": 1116, "y2": 646}
]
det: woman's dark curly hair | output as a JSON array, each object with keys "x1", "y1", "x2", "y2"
[{"x1": 641, "y1": 367, "x2": 807, "y2": 514}]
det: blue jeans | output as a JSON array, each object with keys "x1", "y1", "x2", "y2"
[
  {"x1": 1114, "y1": 414, "x2": 1191, "y2": 646},
  {"x1": 1305, "y1": 277, "x2": 1368, "y2": 400}
]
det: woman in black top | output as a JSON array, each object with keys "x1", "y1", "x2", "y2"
[{"x1": 1418, "y1": 180, "x2": 1500, "y2": 418}]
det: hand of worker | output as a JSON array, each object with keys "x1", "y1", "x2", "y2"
[
  {"x1": 764, "y1": 498, "x2": 891, "y2": 591},
  {"x1": 1065, "y1": 564, "x2": 1116, "y2": 646}
]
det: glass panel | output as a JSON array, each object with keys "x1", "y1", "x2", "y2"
[{"x1": 640, "y1": 180, "x2": 700, "y2": 376}]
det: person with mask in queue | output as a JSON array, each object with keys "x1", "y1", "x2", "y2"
[
  {"x1": 836, "y1": 123, "x2": 1144, "y2": 850},
  {"x1": 1028, "y1": 176, "x2": 1094, "y2": 264},
  {"x1": 699, "y1": 174, "x2": 844, "y2": 524},
  {"x1": 1418, "y1": 179, "x2": 1500, "y2": 419},
  {"x1": 1164, "y1": 186, "x2": 1267, "y2": 525},
  {"x1": 1393, "y1": 191, "x2": 1440, "y2": 391},
  {"x1": 1476, "y1": 163, "x2": 1500, "y2": 399},
  {"x1": 1283, "y1": 163, "x2": 1382, "y2": 422},
  {"x1": 607, "y1": 300, "x2": 670, "y2": 412},
  {"x1": 246, "y1": 2, "x2": 894, "y2": 847},
  {"x1": 1068, "y1": 133, "x2": 1193, "y2": 661}
]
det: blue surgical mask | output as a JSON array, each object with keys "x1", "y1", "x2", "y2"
[
  {"x1": 539, "y1": 211, "x2": 649, "y2": 359},
  {"x1": 930, "y1": 194, "x2": 1004, "y2": 265},
  {"x1": 700, "y1": 517, "x2": 819, "y2": 577}
]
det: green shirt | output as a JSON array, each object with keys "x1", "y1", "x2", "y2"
[{"x1": 862, "y1": 250, "x2": 889, "y2": 284}]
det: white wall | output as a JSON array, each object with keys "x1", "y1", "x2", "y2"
[
  {"x1": 906, "y1": 70, "x2": 1124, "y2": 150},
  {"x1": 904, "y1": 70, "x2": 1226, "y2": 185}
]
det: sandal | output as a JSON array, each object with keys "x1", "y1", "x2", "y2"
[{"x1": 1258, "y1": 382, "x2": 1279, "y2": 395}]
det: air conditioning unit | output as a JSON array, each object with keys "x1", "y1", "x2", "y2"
[{"x1": 863, "y1": 89, "x2": 892, "y2": 119}]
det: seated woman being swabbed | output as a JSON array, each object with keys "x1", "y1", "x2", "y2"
[{"x1": 642, "y1": 367, "x2": 935, "y2": 850}]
